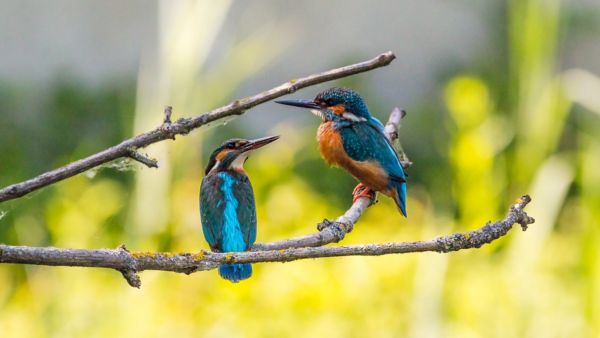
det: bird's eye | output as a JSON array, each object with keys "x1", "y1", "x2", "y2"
[
  {"x1": 326, "y1": 99, "x2": 335, "y2": 106},
  {"x1": 226, "y1": 142, "x2": 236, "y2": 149}
]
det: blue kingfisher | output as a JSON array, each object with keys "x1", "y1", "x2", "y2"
[
  {"x1": 277, "y1": 87, "x2": 407, "y2": 216},
  {"x1": 200, "y1": 135, "x2": 279, "y2": 282}
]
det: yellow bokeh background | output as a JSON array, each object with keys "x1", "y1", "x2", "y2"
[{"x1": 2, "y1": 1, "x2": 600, "y2": 337}]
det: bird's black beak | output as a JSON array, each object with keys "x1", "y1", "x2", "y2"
[
  {"x1": 275, "y1": 99, "x2": 320, "y2": 110},
  {"x1": 242, "y1": 135, "x2": 280, "y2": 152}
]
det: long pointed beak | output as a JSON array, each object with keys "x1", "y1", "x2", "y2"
[
  {"x1": 242, "y1": 135, "x2": 280, "y2": 152},
  {"x1": 275, "y1": 99, "x2": 320, "y2": 109}
]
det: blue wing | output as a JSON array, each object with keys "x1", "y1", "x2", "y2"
[
  {"x1": 340, "y1": 118, "x2": 406, "y2": 183},
  {"x1": 200, "y1": 174, "x2": 225, "y2": 249},
  {"x1": 230, "y1": 172, "x2": 257, "y2": 246}
]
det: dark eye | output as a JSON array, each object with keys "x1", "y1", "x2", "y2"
[
  {"x1": 226, "y1": 142, "x2": 236, "y2": 149},
  {"x1": 326, "y1": 99, "x2": 335, "y2": 106}
]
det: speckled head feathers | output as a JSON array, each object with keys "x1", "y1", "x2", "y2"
[
  {"x1": 204, "y1": 136, "x2": 279, "y2": 175},
  {"x1": 315, "y1": 87, "x2": 371, "y2": 119}
]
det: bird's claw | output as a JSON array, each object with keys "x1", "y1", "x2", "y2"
[
  {"x1": 351, "y1": 183, "x2": 366, "y2": 196},
  {"x1": 352, "y1": 183, "x2": 376, "y2": 204}
]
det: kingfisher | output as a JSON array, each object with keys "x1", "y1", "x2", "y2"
[
  {"x1": 200, "y1": 135, "x2": 279, "y2": 282},
  {"x1": 276, "y1": 87, "x2": 407, "y2": 217}
]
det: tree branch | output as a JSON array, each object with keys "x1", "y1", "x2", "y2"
[
  {"x1": 0, "y1": 195, "x2": 535, "y2": 287},
  {"x1": 0, "y1": 51, "x2": 396, "y2": 203}
]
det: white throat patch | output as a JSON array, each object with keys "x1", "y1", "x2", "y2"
[
  {"x1": 208, "y1": 160, "x2": 221, "y2": 174},
  {"x1": 310, "y1": 109, "x2": 325, "y2": 120},
  {"x1": 230, "y1": 152, "x2": 249, "y2": 171},
  {"x1": 342, "y1": 112, "x2": 367, "y2": 122}
]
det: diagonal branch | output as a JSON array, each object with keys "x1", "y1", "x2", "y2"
[
  {"x1": 0, "y1": 51, "x2": 396, "y2": 203},
  {"x1": 126, "y1": 148, "x2": 158, "y2": 168},
  {"x1": 0, "y1": 195, "x2": 535, "y2": 287}
]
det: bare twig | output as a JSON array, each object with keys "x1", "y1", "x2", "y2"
[
  {"x1": 163, "y1": 105, "x2": 173, "y2": 125},
  {"x1": 0, "y1": 195, "x2": 535, "y2": 286},
  {"x1": 0, "y1": 51, "x2": 396, "y2": 203},
  {"x1": 385, "y1": 107, "x2": 412, "y2": 168},
  {"x1": 126, "y1": 148, "x2": 158, "y2": 168},
  {"x1": 254, "y1": 106, "x2": 406, "y2": 251},
  {"x1": 115, "y1": 244, "x2": 141, "y2": 288},
  {"x1": 383, "y1": 107, "x2": 404, "y2": 140}
]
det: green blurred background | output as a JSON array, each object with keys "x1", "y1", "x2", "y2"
[{"x1": 1, "y1": 1, "x2": 600, "y2": 337}]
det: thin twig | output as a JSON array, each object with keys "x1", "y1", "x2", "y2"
[
  {"x1": 254, "y1": 106, "x2": 406, "y2": 251},
  {"x1": 385, "y1": 107, "x2": 412, "y2": 168},
  {"x1": 163, "y1": 105, "x2": 173, "y2": 125},
  {"x1": 126, "y1": 148, "x2": 159, "y2": 169},
  {"x1": 116, "y1": 244, "x2": 141, "y2": 288},
  {"x1": 0, "y1": 195, "x2": 535, "y2": 284},
  {"x1": 384, "y1": 107, "x2": 403, "y2": 140},
  {"x1": 0, "y1": 51, "x2": 396, "y2": 203}
]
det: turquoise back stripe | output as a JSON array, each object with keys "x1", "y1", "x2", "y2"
[{"x1": 217, "y1": 172, "x2": 247, "y2": 252}]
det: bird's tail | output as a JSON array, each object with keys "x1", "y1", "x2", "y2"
[
  {"x1": 391, "y1": 181, "x2": 407, "y2": 217},
  {"x1": 218, "y1": 263, "x2": 252, "y2": 283}
]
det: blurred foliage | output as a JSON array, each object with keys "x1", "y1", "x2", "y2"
[{"x1": 1, "y1": 1, "x2": 600, "y2": 337}]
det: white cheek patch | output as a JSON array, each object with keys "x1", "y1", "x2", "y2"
[
  {"x1": 342, "y1": 112, "x2": 367, "y2": 122},
  {"x1": 231, "y1": 152, "x2": 249, "y2": 170}
]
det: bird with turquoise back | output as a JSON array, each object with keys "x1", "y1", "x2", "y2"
[
  {"x1": 200, "y1": 135, "x2": 279, "y2": 282},
  {"x1": 276, "y1": 87, "x2": 407, "y2": 217}
]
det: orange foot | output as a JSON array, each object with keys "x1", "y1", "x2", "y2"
[{"x1": 352, "y1": 183, "x2": 376, "y2": 204}]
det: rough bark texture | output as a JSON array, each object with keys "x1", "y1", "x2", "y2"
[{"x1": 0, "y1": 195, "x2": 534, "y2": 288}]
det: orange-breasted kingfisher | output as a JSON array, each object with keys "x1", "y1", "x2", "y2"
[
  {"x1": 200, "y1": 135, "x2": 279, "y2": 282},
  {"x1": 276, "y1": 87, "x2": 407, "y2": 217}
]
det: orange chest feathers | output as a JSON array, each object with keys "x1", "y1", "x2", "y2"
[
  {"x1": 317, "y1": 122, "x2": 347, "y2": 167},
  {"x1": 316, "y1": 122, "x2": 390, "y2": 191}
]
